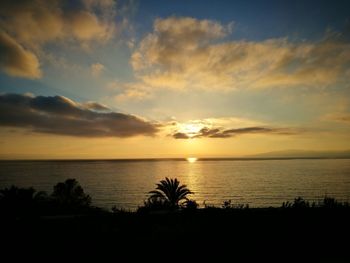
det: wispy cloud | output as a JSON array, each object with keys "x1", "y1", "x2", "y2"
[
  {"x1": 131, "y1": 16, "x2": 350, "y2": 91},
  {"x1": 107, "y1": 81, "x2": 153, "y2": 102},
  {"x1": 115, "y1": 88, "x2": 152, "y2": 102},
  {"x1": 171, "y1": 126, "x2": 300, "y2": 139},
  {"x1": 167, "y1": 117, "x2": 302, "y2": 139},
  {"x1": 90, "y1": 63, "x2": 105, "y2": 77},
  {"x1": 0, "y1": 93, "x2": 159, "y2": 137},
  {"x1": 322, "y1": 113, "x2": 350, "y2": 124}
]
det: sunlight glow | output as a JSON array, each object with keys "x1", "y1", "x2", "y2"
[
  {"x1": 186, "y1": 157, "x2": 198, "y2": 163},
  {"x1": 179, "y1": 123, "x2": 205, "y2": 138}
]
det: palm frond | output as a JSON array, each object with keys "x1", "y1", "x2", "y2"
[{"x1": 148, "y1": 177, "x2": 193, "y2": 208}]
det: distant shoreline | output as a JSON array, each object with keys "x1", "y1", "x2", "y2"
[{"x1": 1, "y1": 156, "x2": 350, "y2": 162}]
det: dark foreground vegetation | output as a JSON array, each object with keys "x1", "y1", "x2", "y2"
[{"x1": 1, "y1": 178, "x2": 349, "y2": 262}]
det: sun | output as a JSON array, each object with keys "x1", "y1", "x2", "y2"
[{"x1": 186, "y1": 157, "x2": 198, "y2": 163}]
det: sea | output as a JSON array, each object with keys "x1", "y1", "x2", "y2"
[{"x1": 0, "y1": 158, "x2": 350, "y2": 210}]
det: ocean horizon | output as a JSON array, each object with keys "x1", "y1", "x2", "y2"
[
  {"x1": 2, "y1": 156, "x2": 350, "y2": 161},
  {"x1": 1, "y1": 158, "x2": 349, "y2": 210}
]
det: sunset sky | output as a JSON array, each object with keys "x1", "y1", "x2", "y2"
[{"x1": 1, "y1": 0, "x2": 350, "y2": 159}]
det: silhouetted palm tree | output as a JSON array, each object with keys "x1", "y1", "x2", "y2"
[
  {"x1": 51, "y1": 179, "x2": 91, "y2": 207},
  {"x1": 149, "y1": 178, "x2": 193, "y2": 208}
]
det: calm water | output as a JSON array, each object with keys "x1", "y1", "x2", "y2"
[{"x1": 0, "y1": 159, "x2": 350, "y2": 210}]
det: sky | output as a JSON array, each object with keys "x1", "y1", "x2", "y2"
[{"x1": 0, "y1": 0, "x2": 350, "y2": 159}]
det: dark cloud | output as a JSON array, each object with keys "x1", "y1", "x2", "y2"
[
  {"x1": 173, "y1": 132, "x2": 190, "y2": 139},
  {"x1": 173, "y1": 126, "x2": 298, "y2": 139},
  {"x1": 196, "y1": 127, "x2": 222, "y2": 137},
  {"x1": 0, "y1": 93, "x2": 159, "y2": 137}
]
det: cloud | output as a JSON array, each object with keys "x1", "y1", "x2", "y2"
[
  {"x1": 90, "y1": 63, "x2": 105, "y2": 77},
  {"x1": 115, "y1": 88, "x2": 152, "y2": 102},
  {"x1": 211, "y1": 127, "x2": 298, "y2": 138},
  {"x1": 131, "y1": 17, "x2": 350, "y2": 91},
  {"x1": 0, "y1": 0, "x2": 119, "y2": 78},
  {"x1": 82, "y1": 101, "x2": 110, "y2": 111},
  {"x1": 0, "y1": 93, "x2": 159, "y2": 137},
  {"x1": 0, "y1": 31, "x2": 41, "y2": 78},
  {"x1": 131, "y1": 16, "x2": 230, "y2": 70},
  {"x1": 173, "y1": 132, "x2": 191, "y2": 139},
  {"x1": 0, "y1": 0, "x2": 116, "y2": 47},
  {"x1": 70, "y1": 11, "x2": 113, "y2": 42},
  {"x1": 171, "y1": 126, "x2": 300, "y2": 139},
  {"x1": 168, "y1": 117, "x2": 301, "y2": 139},
  {"x1": 322, "y1": 113, "x2": 350, "y2": 123},
  {"x1": 107, "y1": 81, "x2": 153, "y2": 102}
]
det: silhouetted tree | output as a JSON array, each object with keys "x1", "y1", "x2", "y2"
[
  {"x1": 0, "y1": 186, "x2": 48, "y2": 216},
  {"x1": 0, "y1": 186, "x2": 34, "y2": 203},
  {"x1": 51, "y1": 179, "x2": 91, "y2": 208},
  {"x1": 149, "y1": 178, "x2": 193, "y2": 208}
]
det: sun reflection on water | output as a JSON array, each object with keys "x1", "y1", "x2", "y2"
[{"x1": 186, "y1": 157, "x2": 198, "y2": 163}]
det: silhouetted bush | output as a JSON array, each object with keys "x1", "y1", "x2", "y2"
[
  {"x1": 281, "y1": 201, "x2": 290, "y2": 208},
  {"x1": 202, "y1": 200, "x2": 217, "y2": 209},
  {"x1": 51, "y1": 178, "x2": 91, "y2": 208},
  {"x1": 111, "y1": 206, "x2": 131, "y2": 214},
  {"x1": 0, "y1": 178, "x2": 95, "y2": 217},
  {"x1": 221, "y1": 199, "x2": 249, "y2": 209},
  {"x1": 321, "y1": 196, "x2": 349, "y2": 208},
  {"x1": 182, "y1": 199, "x2": 199, "y2": 210},
  {"x1": 222, "y1": 199, "x2": 232, "y2": 209},
  {"x1": 281, "y1": 196, "x2": 349, "y2": 209},
  {"x1": 282, "y1": 197, "x2": 309, "y2": 209},
  {"x1": 293, "y1": 197, "x2": 309, "y2": 208},
  {"x1": 137, "y1": 196, "x2": 172, "y2": 213},
  {"x1": 0, "y1": 185, "x2": 49, "y2": 217}
]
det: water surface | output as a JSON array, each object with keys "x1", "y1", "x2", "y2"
[{"x1": 0, "y1": 158, "x2": 349, "y2": 210}]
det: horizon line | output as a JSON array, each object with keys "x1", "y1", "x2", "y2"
[{"x1": 1, "y1": 156, "x2": 350, "y2": 162}]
